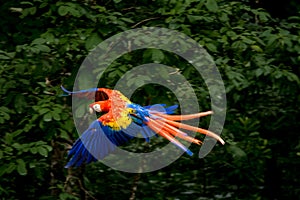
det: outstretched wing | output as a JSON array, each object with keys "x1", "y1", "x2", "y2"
[{"x1": 65, "y1": 119, "x2": 138, "y2": 168}]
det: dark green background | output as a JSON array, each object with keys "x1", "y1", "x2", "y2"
[{"x1": 0, "y1": 0, "x2": 299, "y2": 199}]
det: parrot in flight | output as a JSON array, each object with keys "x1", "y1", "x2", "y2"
[{"x1": 61, "y1": 86, "x2": 224, "y2": 168}]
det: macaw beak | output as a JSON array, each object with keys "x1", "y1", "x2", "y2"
[{"x1": 89, "y1": 107, "x2": 94, "y2": 114}]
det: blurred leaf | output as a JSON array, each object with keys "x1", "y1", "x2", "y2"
[
  {"x1": 85, "y1": 32, "x2": 102, "y2": 50},
  {"x1": 251, "y1": 45, "x2": 263, "y2": 52},
  {"x1": 16, "y1": 159, "x2": 27, "y2": 175},
  {"x1": 14, "y1": 94, "x2": 27, "y2": 114},
  {"x1": 113, "y1": 0, "x2": 122, "y2": 4},
  {"x1": 43, "y1": 112, "x2": 52, "y2": 122},
  {"x1": 51, "y1": 111, "x2": 61, "y2": 121},
  {"x1": 30, "y1": 147, "x2": 38, "y2": 154},
  {"x1": 205, "y1": 0, "x2": 218, "y2": 12},
  {"x1": 38, "y1": 147, "x2": 48, "y2": 157},
  {"x1": 228, "y1": 145, "x2": 247, "y2": 159},
  {"x1": 151, "y1": 49, "x2": 165, "y2": 62},
  {"x1": 58, "y1": 6, "x2": 69, "y2": 16}
]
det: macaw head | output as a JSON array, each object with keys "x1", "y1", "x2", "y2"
[
  {"x1": 61, "y1": 86, "x2": 123, "y2": 114},
  {"x1": 88, "y1": 88, "x2": 131, "y2": 115},
  {"x1": 89, "y1": 100, "x2": 111, "y2": 114},
  {"x1": 87, "y1": 88, "x2": 114, "y2": 114}
]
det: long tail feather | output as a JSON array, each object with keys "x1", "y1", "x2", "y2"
[
  {"x1": 161, "y1": 118, "x2": 225, "y2": 145},
  {"x1": 152, "y1": 111, "x2": 213, "y2": 121},
  {"x1": 61, "y1": 85, "x2": 98, "y2": 95},
  {"x1": 146, "y1": 118, "x2": 193, "y2": 156},
  {"x1": 154, "y1": 119, "x2": 202, "y2": 145}
]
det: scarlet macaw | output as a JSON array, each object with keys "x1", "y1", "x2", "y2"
[{"x1": 61, "y1": 86, "x2": 224, "y2": 168}]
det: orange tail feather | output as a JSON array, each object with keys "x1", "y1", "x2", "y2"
[
  {"x1": 146, "y1": 118, "x2": 193, "y2": 156},
  {"x1": 153, "y1": 111, "x2": 213, "y2": 121},
  {"x1": 161, "y1": 118, "x2": 225, "y2": 145},
  {"x1": 153, "y1": 119, "x2": 202, "y2": 145}
]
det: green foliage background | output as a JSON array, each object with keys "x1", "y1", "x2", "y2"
[{"x1": 0, "y1": 0, "x2": 299, "y2": 199}]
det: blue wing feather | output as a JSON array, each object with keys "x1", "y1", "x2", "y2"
[
  {"x1": 143, "y1": 104, "x2": 178, "y2": 114},
  {"x1": 129, "y1": 104, "x2": 178, "y2": 142},
  {"x1": 65, "y1": 120, "x2": 136, "y2": 168}
]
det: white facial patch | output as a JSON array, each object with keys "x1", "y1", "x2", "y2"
[{"x1": 93, "y1": 104, "x2": 101, "y2": 112}]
